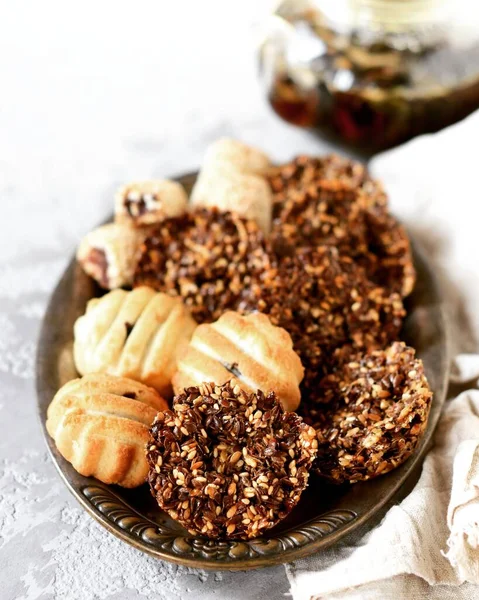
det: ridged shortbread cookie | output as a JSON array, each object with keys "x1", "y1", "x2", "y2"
[
  {"x1": 47, "y1": 373, "x2": 168, "y2": 488},
  {"x1": 74, "y1": 287, "x2": 197, "y2": 397},
  {"x1": 173, "y1": 311, "x2": 304, "y2": 411}
]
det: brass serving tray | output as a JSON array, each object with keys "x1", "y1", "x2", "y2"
[{"x1": 36, "y1": 172, "x2": 449, "y2": 570}]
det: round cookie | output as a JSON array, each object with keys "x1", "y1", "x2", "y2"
[
  {"x1": 239, "y1": 245, "x2": 405, "y2": 402},
  {"x1": 47, "y1": 374, "x2": 168, "y2": 488},
  {"x1": 190, "y1": 139, "x2": 273, "y2": 232},
  {"x1": 147, "y1": 381, "x2": 317, "y2": 539},
  {"x1": 268, "y1": 154, "x2": 415, "y2": 298},
  {"x1": 308, "y1": 342, "x2": 432, "y2": 484},
  {"x1": 199, "y1": 138, "x2": 271, "y2": 176},
  {"x1": 190, "y1": 169, "x2": 273, "y2": 234},
  {"x1": 133, "y1": 208, "x2": 271, "y2": 323}
]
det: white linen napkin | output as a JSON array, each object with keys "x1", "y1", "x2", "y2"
[{"x1": 286, "y1": 111, "x2": 479, "y2": 600}]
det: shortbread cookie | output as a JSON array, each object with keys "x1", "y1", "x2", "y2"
[
  {"x1": 309, "y1": 342, "x2": 432, "y2": 484},
  {"x1": 268, "y1": 154, "x2": 415, "y2": 297},
  {"x1": 191, "y1": 139, "x2": 273, "y2": 233},
  {"x1": 74, "y1": 287, "x2": 197, "y2": 397},
  {"x1": 173, "y1": 311, "x2": 304, "y2": 411},
  {"x1": 77, "y1": 222, "x2": 146, "y2": 290},
  {"x1": 47, "y1": 374, "x2": 168, "y2": 488},
  {"x1": 147, "y1": 381, "x2": 317, "y2": 539},
  {"x1": 115, "y1": 179, "x2": 188, "y2": 226},
  {"x1": 133, "y1": 208, "x2": 271, "y2": 323}
]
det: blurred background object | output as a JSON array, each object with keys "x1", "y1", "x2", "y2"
[{"x1": 259, "y1": 0, "x2": 479, "y2": 151}]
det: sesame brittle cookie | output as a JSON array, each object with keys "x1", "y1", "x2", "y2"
[
  {"x1": 239, "y1": 245, "x2": 405, "y2": 402},
  {"x1": 307, "y1": 342, "x2": 432, "y2": 484},
  {"x1": 134, "y1": 208, "x2": 271, "y2": 323},
  {"x1": 268, "y1": 154, "x2": 415, "y2": 297},
  {"x1": 147, "y1": 381, "x2": 317, "y2": 539}
]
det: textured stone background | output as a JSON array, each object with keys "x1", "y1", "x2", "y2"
[{"x1": 0, "y1": 2, "x2": 341, "y2": 598}]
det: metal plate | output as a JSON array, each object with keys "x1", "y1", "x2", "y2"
[{"x1": 36, "y1": 172, "x2": 449, "y2": 570}]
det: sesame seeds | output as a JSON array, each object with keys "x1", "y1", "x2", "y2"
[
  {"x1": 133, "y1": 208, "x2": 271, "y2": 323},
  {"x1": 239, "y1": 245, "x2": 405, "y2": 405},
  {"x1": 308, "y1": 342, "x2": 433, "y2": 484},
  {"x1": 146, "y1": 381, "x2": 317, "y2": 540},
  {"x1": 267, "y1": 154, "x2": 416, "y2": 298}
]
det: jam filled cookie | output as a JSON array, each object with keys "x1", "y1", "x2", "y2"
[
  {"x1": 74, "y1": 287, "x2": 197, "y2": 397},
  {"x1": 133, "y1": 208, "x2": 271, "y2": 323},
  {"x1": 173, "y1": 311, "x2": 304, "y2": 411},
  {"x1": 147, "y1": 381, "x2": 317, "y2": 539},
  {"x1": 309, "y1": 342, "x2": 432, "y2": 484},
  {"x1": 115, "y1": 179, "x2": 188, "y2": 227},
  {"x1": 77, "y1": 222, "x2": 146, "y2": 290},
  {"x1": 47, "y1": 374, "x2": 168, "y2": 488}
]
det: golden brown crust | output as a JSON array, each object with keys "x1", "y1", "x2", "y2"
[
  {"x1": 267, "y1": 154, "x2": 416, "y2": 298},
  {"x1": 76, "y1": 222, "x2": 146, "y2": 289},
  {"x1": 74, "y1": 287, "x2": 197, "y2": 398},
  {"x1": 173, "y1": 311, "x2": 304, "y2": 411},
  {"x1": 46, "y1": 373, "x2": 168, "y2": 488}
]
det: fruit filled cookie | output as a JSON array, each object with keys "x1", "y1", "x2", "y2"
[
  {"x1": 191, "y1": 139, "x2": 273, "y2": 233},
  {"x1": 147, "y1": 380, "x2": 317, "y2": 539},
  {"x1": 114, "y1": 179, "x2": 188, "y2": 227},
  {"x1": 77, "y1": 222, "x2": 146, "y2": 290}
]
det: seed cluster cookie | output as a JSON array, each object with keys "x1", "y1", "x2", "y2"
[
  {"x1": 268, "y1": 154, "x2": 415, "y2": 297},
  {"x1": 147, "y1": 381, "x2": 317, "y2": 539},
  {"x1": 239, "y1": 245, "x2": 405, "y2": 402},
  {"x1": 133, "y1": 207, "x2": 271, "y2": 322},
  {"x1": 306, "y1": 342, "x2": 432, "y2": 484}
]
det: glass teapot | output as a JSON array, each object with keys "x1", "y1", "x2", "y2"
[{"x1": 259, "y1": 0, "x2": 479, "y2": 151}]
